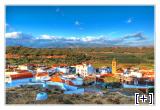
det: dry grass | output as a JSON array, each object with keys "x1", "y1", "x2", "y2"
[{"x1": 5, "y1": 85, "x2": 140, "y2": 104}]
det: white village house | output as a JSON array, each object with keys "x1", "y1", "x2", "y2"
[
  {"x1": 18, "y1": 65, "x2": 29, "y2": 70},
  {"x1": 56, "y1": 67, "x2": 69, "y2": 74},
  {"x1": 76, "y1": 63, "x2": 95, "y2": 77},
  {"x1": 35, "y1": 72, "x2": 50, "y2": 81},
  {"x1": 123, "y1": 69, "x2": 142, "y2": 78}
]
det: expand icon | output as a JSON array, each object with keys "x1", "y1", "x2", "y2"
[{"x1": 135, "y1": 93, "x2": 154, "y2": 105}]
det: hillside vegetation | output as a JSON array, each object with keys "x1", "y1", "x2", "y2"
[{"x1": 6, "y1": 46, "x2": 154, "y2": 68}]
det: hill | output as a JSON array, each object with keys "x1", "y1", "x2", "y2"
[{"x1": 6, "y1": 46, "x2": 154, "y2": 68}]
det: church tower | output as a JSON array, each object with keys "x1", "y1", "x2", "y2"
[{"x1": 112, "y1": 58, "x2": 117, "y2": 74}]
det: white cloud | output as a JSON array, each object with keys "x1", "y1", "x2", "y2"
[
  {"x1": 56, "y1": 8, "x2": 60, "y2": 12},
  {"x1": 5, "y1": 32, "x2": 34, "y2": 40},
  {"x1": 75, "y1": 20, "x2": 80, "y2": 26},
  {"x1": 81, "y1": 36, "x2": 104, "y2": 42},
  {"x1": 55, "y1": 8, "x2": 65, "y2": 17},
  {"x1": 5, "y1": 32, "x2": 22, "y2": 39},
  {"x1": 65, "y1": 37, "x2": 80, "y2": 41},
  {"x1": 36, "y1": 35, "x2": 57, "y2": 40},
  {"x1": 6, "y1": 23, "x2": 15, "y2": 32},
  {"x1": 6, "y1": 31, "x2": 151, "y2": 47},
  {"x1": 82, "y1": 36, "x2": 94, "y2": 42},
  {"x1": 127, "y1": 18, "x2": 132, "y2": 24},
  {"x1": 6, "y1": 23, "x2": 9, "y2": 27},
  {"x1": 123, "y1": 32, "x2": 146, "y2": 40},
  {"x1": 36, "y1": 34, "x2": 104, "y2": 42}
]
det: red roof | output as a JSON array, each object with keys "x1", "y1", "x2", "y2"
[
  {"x1": 100, "y1": 73, "x2": 114, "y2": 77},
  {"x1": 17, "y1": 70, "x2": 29, "y2": 73},
  {"x1": 10, "y1": 72, "x2": 33, "y2": 80},
  {"x1": 35, "y1": 72, "x2": 48, "y2": 77},
  {"x1": 117, "y1": 69, "x2": 124, "y2": 73},
  {"x1": 59, "y1": 64, "x2": 67, "y2": 66},
  {"x1": 52, "y1": 64, "x2": 57, "y2": 67},
  {"x1": 53, "y1": 64, "x2": 68, "y2": 67},
  {"x1": 143, "y1": 71, "x2": 154, "y2": 75}
]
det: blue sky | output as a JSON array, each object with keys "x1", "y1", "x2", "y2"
[{"x1": 5, "y1": 6, "x2": 154, "y2": 47}]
